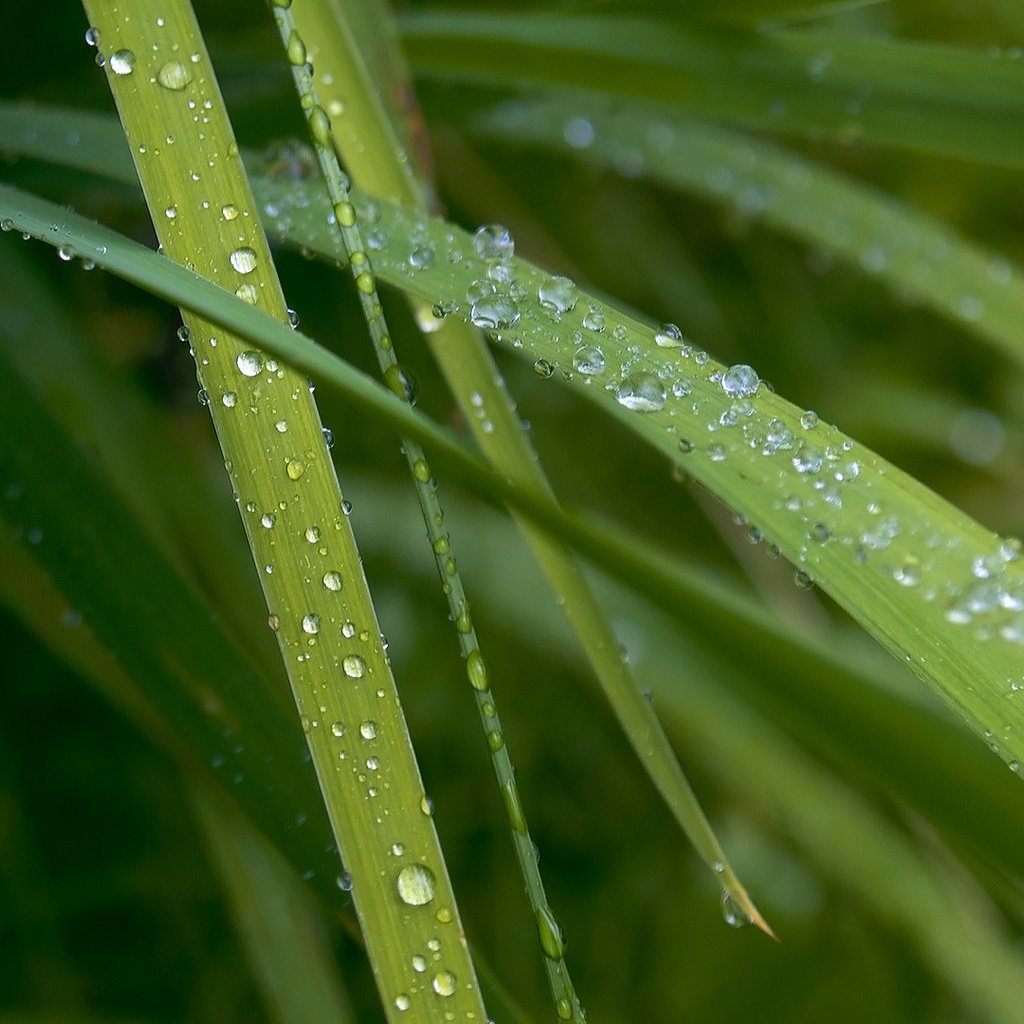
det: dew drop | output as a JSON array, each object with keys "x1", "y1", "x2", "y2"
[
  {"x1": 322, "y1": 570, "x2": 343, "y2": 591},
  {"x1": 533, "y1": 358, "x2": 555, "y2": 378},
  {"x1": 473, "y1": 224, "x2": 514, "y2": 260},
  {"x1": 236, "y1": 350, "x2": 263, "y2": 377},
  {"x1": 466, "y1": 650, "x2": 488, "y2": 691},
  {"x1": 572, "y1": 345, "x2": 605, "y2": 375},
  {"x1": 395, "y1": 994, "x2": 411, "y2": 1012},
  {"x1": 721, "y1": 890, "x2": 753, "y2": 929},
  {"x1": 230, "y1": 247, "x2": 258, "y2": 274},
  {"x1": 108, "y1": 49, "x2": 136, "y2": 75},
  {"x1": 470, "y1": 296, "x2": 519, "y2": 330},
  {"x1": 654, "y1": 322, "x2": 683, "y2": 348},
  {"x1": 359, "y1": 720, "x2": 377, "y2": 740},
  {"x1": 301, "y1": 614, "x2": 320, "y2": 635},
  {"x1": 707, "y1": 443, "x2": 727, "y2": 462},
  {"x1": 721, "y1": 364, "x2": 760, "y2": 397},
  {"x1": 156, "y1": 60, "x2": 193, "y2": 90},
  {"x1": 431, "y1": 971, "x2": 457, "y2": 997},
  {"x1": 337, "y1": 871, "x2": 353, "y2": 891},
  {"x1": 343, "y1": 655, "x2": 366, "y2": 679},
  {"x1": 330, "y1": 721, "x2": 345, "y2": 737},
  {"x1": 396, "y1": 863, "x2": 437, "y2": 906},
  {"x1": 615, "y1": 372, "x2": 666, "y2": 412},
  {"x1": 535, "y1": 907, "x2": 566, "y2": 961},
  {"x1": 538, "y1": 275, "x2": 578, "y2": 314}
]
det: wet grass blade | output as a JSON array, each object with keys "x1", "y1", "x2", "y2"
[
  {"x1": 4, "y1": 176, "x2": 1022, "y2": 780},
  {"x1": 398, "y1": 11, "x2": 1024, "y2": 167},
  {"x1": 76, "y1": 2, "x2": 487, "y2": 1020},
  {"x1": 285, "y1": 0, "x2": 770, "y2": 939},
  {"x1": 470, "y1": 96, "x2": 1024, "y2": 371}
]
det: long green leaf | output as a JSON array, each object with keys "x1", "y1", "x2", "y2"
[{"x1": 4, "y1": 178, "x2": 1022, "y2": 778}]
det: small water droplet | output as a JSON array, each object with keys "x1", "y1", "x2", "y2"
[
  {"x1": 397, "y1": 863, "x2": 437, "y2": 906},
  {"x1": 707, "y1": 443, "x2": 727, "y2": 462},
  {"x1": 721, "y1": 890, "x2": 752, "y2": 929},
  {"x1": 337, "y1": 871, "x2": 353, "y2": 891},
  {"x1": 359, "y1": 720, "x2": 377, "y2": 740},
  {"x1": 800, "y1": 410, "x2": 819, "y2": 430},
  {"x1": 533, "y1": 358, "x2": 555, "y2": 378},
  {"x1": 109, "y1": 49, "x2": 136, "y2": 76},
  {"x1": 616, "y1": 372, "x2": 666, "y2": 412}
]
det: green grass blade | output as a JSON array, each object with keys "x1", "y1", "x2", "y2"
[
  {"x1": 272, "y1": 6, "x2": 592, "y2": 1013},
  {"x1": 398, "y1": 11, "x2": 1024, "y2": 167},
  {"x1": 5, "y1": 176, "x2": 1022, "y2": 781},
  {"x1": 470, "y1": 96, "x2": 1024, "y2": 370},
  {"x1": 290, "y1": 0, "x2": 770, "y2": 938},
  {"x1": 77, "y1": 2, "x2": 487, "y2": 1020}
]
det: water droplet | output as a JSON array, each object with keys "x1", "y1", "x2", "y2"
[
  {"x1": 535, "y1": 907, "x2": 566, "y2": 960},
  {"x1": 337, "y1": 871, "x2": 353, "y2": 891},
  {"x1": 109, "y1": 49, "x2": 136, "y2": 76},
  {"x1": 301, "y1": 614, "x2": 320, "y2": 635},
  {"x1": 260, "y1": 513, "x2": 276, "y2": 529},
  {"x1": 533, "y1": 358, "x2": 555, "y2": 378},
  {"x1": 286, "y1": 459, "x2": 305, "y2": 481},
  {"x1": 538, "y1": 275, "x2": 578, "y2": 314},
  {"x1": 794, "y1": 570, "x2": 814, "y2": 590},
  {"x1": 616, "y1": 372, "x2": 666, "y2": 412},
  {"x1": 236, "y1": 350, "x2": 263, "y2": 377},
  {"x1": 330, "y1": 721, "x2": 345, "y2": 737},
  {"x1": 222, "y1": 204, "x2": 239, "y2": 221},
  {"x1": 156, "y1": 60, "x2": 193, "y2": 91},
  {"x1": 473, "y1": 224, "x2": 514, "y2": 260},
  {"x1": 721, "y1": 890, "x2": 752, "y2": 929},
  {"x1": 395, "y1": 994, "x2": 411, "y2": 1012},
  {"x1": 893, "y1": 556, "x2": 921, "y2": 587},
  {"x1": 721, "y1": 364, "x2": 760, "y2": 397},
  {"x1": 322, "y1": 570, "x2": 343, "y2": 591},
  {"x1": 359, "y1": 720, "x2": 377, "y2": 740},
  {"x1": 582, "y1": 305, "x2": 606, "y2": 332},
  {"x1": 572, "y1": 345, "x2": 605, "y2": 375},
  {"x1": 470, "y1": 296, "x2": 519, "y2": 330},
  {"x1": 800, "y1": 410, "x2": 819, "y2": 430},
  {"x1": 678, "y1": 438, "x2": 694, "y2": 454},
  {"x1": 654, "y1": 322, "x2": 683, "y2": 348},
  {"x1": 431, "y1": 971, "x2": 457, "y2": 997},
  {"x1": 466, "y1": 650, "x2": 488, "y2": 691},
  {"x1": 343, "y1": 655, "x2": 366, "y2": 679},
  {"x1": 408, "y1": 243, "x2": 435, "y2": 270},
  {"x1": 396, "y1": 863, "x2": 437, "y2": 906},
  {"x1": 707, "y1": 443, "x2": 727, "y2": 462},
  {"x1": 412, "y1": 954, "x2": 427, "y2": 973},
  {"x1": 230, "y1": 247, "x2": 258, "y2": 274},
  {"x1": 792, "y1": 444, "x2": 823, "y2": 474},
  {"x1": 384, "y1": 364, "x2": 419, "y2": 405},
  {"x1": 164, "y1": 205, "x2": 178, "y2": 219},
  {"x1": 84, "y1": 27, "x2": 99, "y2": 47}
]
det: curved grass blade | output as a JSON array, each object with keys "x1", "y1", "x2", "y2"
[
  {"x1": 77, "y1": 2, "x2": 487, "y2": 1020},
  {"x1": 4, "y1": 179, "x2": 1022, "y2": 777},
  {"x1": 398, "y1": 11, "x2": 1024, "y2": 168},
  {"x1": 286, "y1": 0, "x2": 771, "y2": 939},
  {"x1": 469, "y1": 96, "x2": 1024, "y2": 371},
  {"x1": 271, "y1": 6, "x2": 590, "y2": 1013}
]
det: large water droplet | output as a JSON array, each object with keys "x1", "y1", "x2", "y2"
[
  {"x1": 156, "y1": 61, "x2": 193, "y2": 90},
  {"x1": 396, "y1": 863, "x2": 437, "y2": 906},
  {"x1": 322, "y1": 570, "x2": 343, "y2": 591},
  {"x1": 230, "y1": 247, "x2": 258, "y2": 274},
  {"x1": 343, "y1": 655, "x2": 366, "y2": 679},
  {"x1": 721, "y1": 364, "x2": 760, "y2": 397},
  {"x1": 538, "y1": 275, "x2": 578, "y2": 314},
  {"x1": 469, "y1": 296, "x2": 519, "y2": 330},
  {"x1": 236, "y1": 350, "x2": 263, "y2": 377},
  {"x1": 431, "y1": 971, "x2": 457, "y2": 997},
  {"x1": 473, "y1": 224, "x2": 514, "y2": 260},
  {"x1": 109, "y1": 49, "x2": 136, "y2": 76},
  {"x1": 573, "y1": 345, "x2": 605, "y2": 375},
  {"x1": 615, "y1": 372, "x2": 666, "y2": 412},
  {"x1": 654, "y1": 322, "x2": 683, "y2": 348}
]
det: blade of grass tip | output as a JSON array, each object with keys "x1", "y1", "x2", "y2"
[
  {"x1": 272, "y1": 7, "x2": 587, "y2": 1017},
  {"x1": 78, "y1": 3, "x2": 488, "y2": 1021},
  {"x1": 291, "y1": 0, "x2": 772, "y2": 937},
  {"x1": 468, "y1": 95, "x2": 1024, "y2": 372},
  {"x1": 190, "y1": 779, "x2": 356, "y2": 1024}
]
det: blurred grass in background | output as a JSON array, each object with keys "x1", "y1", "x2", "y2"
[{"x1": 1, "y1": 1, "x2": 1023, "y2": 1023}]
